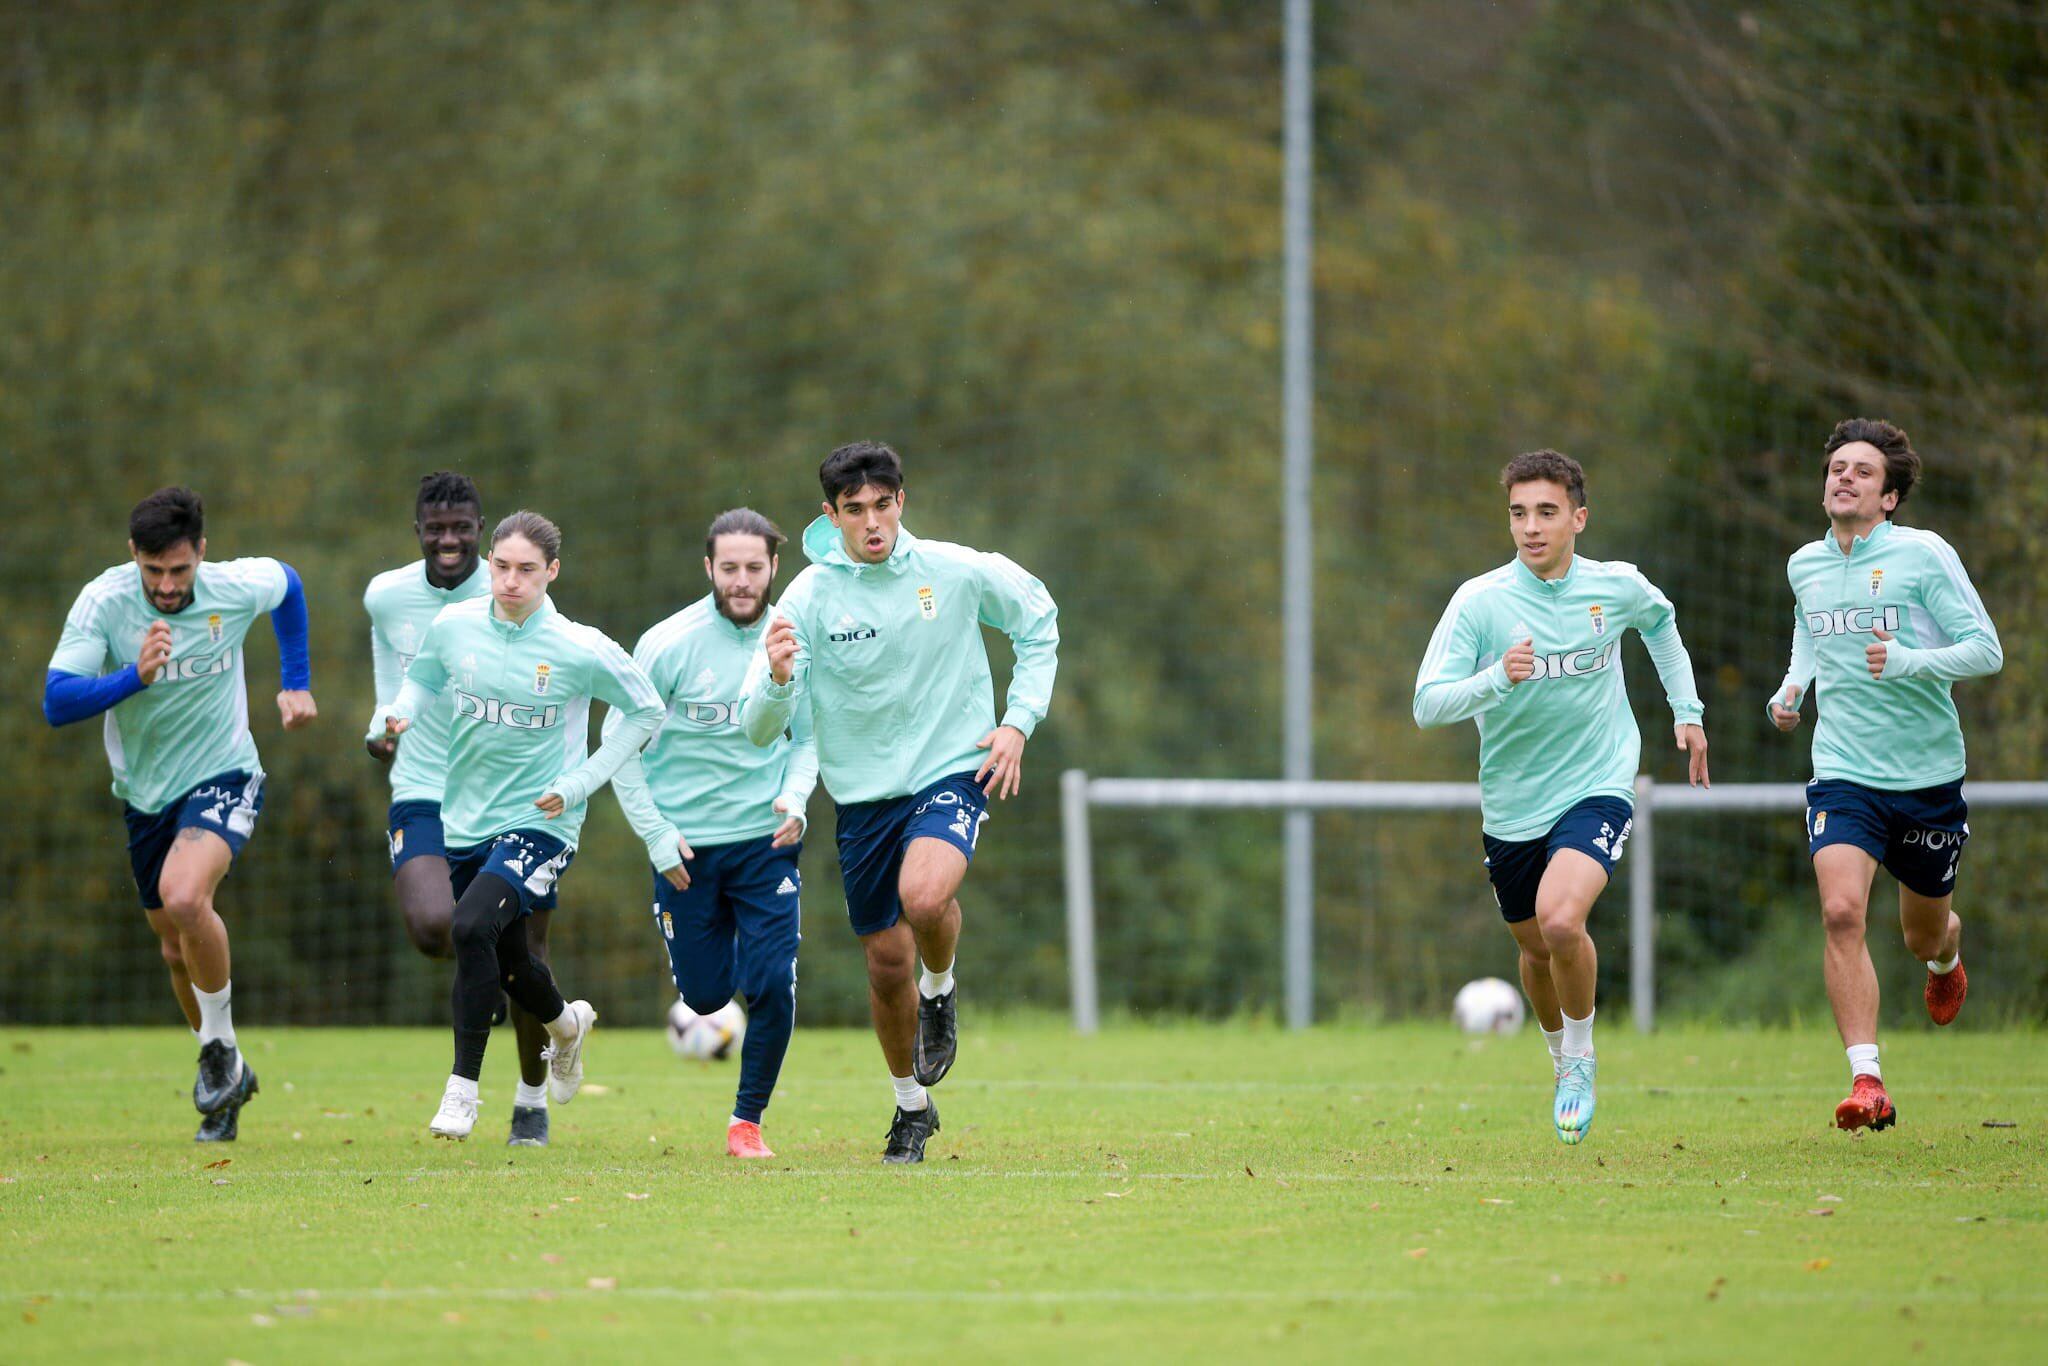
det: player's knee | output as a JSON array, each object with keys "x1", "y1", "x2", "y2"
[
  {"x1": 863, "y1": 936, "x2": 913, "y2": 984},
  {"x1": 450, "y1": 903, "x2": 496, "y2": 954},
  {"x1": 1533, "y1": 902, "x2": 1584, "y2": 951},
  {"x1": 157, "y1": 935, "x2": 185, "y2": 972},
  {"x1": 1818, "y1": 894, "x2": 1866, "y2": 937},
  {"x1": 681, "y1": 987, "x2": 734, "y2": 1016},
  {"x1": 158, "y1": 886, "x2": 211, "y2": 929},
  {"x1": 1901, "y1": 921, "x2": 1946, "y2": 961},
  {"x1": 401, "y1": 905, "x2": 453, "y2": 958},
  {"x1": 899, "y1": 885, "x2": 952, "y2": 926},
  {"x1": 1518, "y1": 941, "x2": 1550, "y2": 971}
]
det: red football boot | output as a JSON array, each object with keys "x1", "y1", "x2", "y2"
[
  {"x1": 726, "y1": 1120, "x2": 775, "y2": 1159},
  {"x1": 1925, "y1": 958, "x2": 1967, "y2": 1026},
  {"x1": 1834, "y1": 1074, "x2": 1897, "y2": 1132}
]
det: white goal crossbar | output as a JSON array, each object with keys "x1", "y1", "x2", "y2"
[{"x1": 1059, "y1": 771, "x2": 2048, "y2": 1034}]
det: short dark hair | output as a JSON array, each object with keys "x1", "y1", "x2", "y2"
[
  {"x1": 417, "y1": 470, "x2": 481, "y2": 515},
  {"x1": 129, "y1": 486, "x2": 205, "y2": 554},
  {"x1": 1823, "y1": 418, "x2": 1919, "y2": 518},
  {"x1": 1499, "y1": 449, "x2": 1587, "y2": 507},
  {"x1": 705, "y1": 507, "x2": 785, "y2": 561},
  {"x1": 492, "y1": 509, "x2": 562, "y2": 562},
  {"x1": 819, "y1": 441, "x2": 904, "y2": 506}
]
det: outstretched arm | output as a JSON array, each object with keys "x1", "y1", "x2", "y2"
[
  {"x1": 1876, "y1": 538, "x2": 2004, "y2": 682},
  {"x1": 541, "y1": 640, "x2": 665, "y2": 812},
  {"x1": 270, "y1": 563, "x2": 316, "y2": 729},
  {"x1": 1412, "y1": 593, "x2": 1513, "y2": 728},
  {"x1": 43, "y1": 667, "x2": 146, "y2": 727}
]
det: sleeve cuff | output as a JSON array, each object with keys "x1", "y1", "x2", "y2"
[
  {"x1": 645, "y1": 824, "x2": 683, "y2": 871},
  {"x1": 549, "y1": 774, "x2": 590, "y2": 810},
  {"x1": 365, "y1": 705, "x2": 399, "y2": 742},
  {"x1": 1880, "y1": 644, "x2": 1922, "y2": 679},
  {"x1": 998, "y1": 707, "x2": 1040, "y2": 738}
]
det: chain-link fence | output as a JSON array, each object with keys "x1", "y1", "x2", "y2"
[{"x1": 4, "y1": 1, "x2": 2044, "y2": 1027}]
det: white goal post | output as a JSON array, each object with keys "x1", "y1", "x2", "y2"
[{"x1": 1059, "y1": 770, "x2": 2048, "y2": 1034}]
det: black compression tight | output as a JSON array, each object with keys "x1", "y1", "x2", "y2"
[{"x1": 450, "y1": 872, "x2": 567, "y2": 1081}]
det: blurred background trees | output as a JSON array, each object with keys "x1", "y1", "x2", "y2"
[{"x1": 4, "y1": 1, "x2": 2041, "y2": 1024}]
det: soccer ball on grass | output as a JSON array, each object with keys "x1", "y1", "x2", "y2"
[
  {"x1": 666, "y1": 998, "x2": 747, "y2": 1060},
  {"x1": 1451, "y1": 976, "x2": 1526, "y2": 1035}
]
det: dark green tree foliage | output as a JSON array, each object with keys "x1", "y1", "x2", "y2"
[{"x1": 1, "y1": 2, "x2": 2040, "y2": 1023}]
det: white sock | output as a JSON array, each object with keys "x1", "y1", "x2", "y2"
[
  {"x1": 193, "y1": 981, "x2": 237, "y2": 1052},
  {"x1": 1561, "y1": 1009, "x2": 1595, "y2": 1059},
  {"x1": 513, "y1": 1080, "x2": 548, "y2": 1109},
  {"x1": 1928, "y1": 952, "x2": 1960, "y2": 974},
  {"x1": 544, "y1": 1005, "x2": 580, "y2": 1044},
  {"x1": 445, "y1": 1074, "x2": 480, "y2": 1104},
  {"x1": 1540, "y1": 1025, "x2": 1565, "y2": 1067},
  {"x1": 1847, "y1": 1043, "x2": 1881, "y2": 1081},
  {"x1": 729, "y1": 1115, "x2": 751, "y2": 1129},
  {"x1": 919, "y1": 959, "x2": 955, "y2": 1000},
  {"x1": 892, "y1": 1073, "x2": 929, "y2": 1113}
]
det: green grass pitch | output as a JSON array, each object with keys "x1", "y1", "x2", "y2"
[{"x1": 3, "y1": 1019, "x2": 2043, "y2": 1362}]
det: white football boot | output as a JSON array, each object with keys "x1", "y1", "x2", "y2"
[
  {"x1": 429, "y1": 1080, "x2": 479, "y2": 1140},
  {"x1": 543, "y1": 1000, "x2": 598, "y2": 1105}
]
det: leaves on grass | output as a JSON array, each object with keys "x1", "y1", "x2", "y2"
[
  {"x1": 586, "y1": 1277, "x2": 617, "y2": 1291},
  {"x1": 203, "y1": 1158, "x2": 231, "y2": 1170},
  {"x1": 1805, "y1": 1258, "x2": 1832, "y2": 1272},
  {"x1": 1405, "y1": 1248, "x2": 1428, "y2": 1259},
  {"x1": 625, "y1": 1193, "x2": 649, "y2": 1201},
  {"x1": 1707, "y1": 1277, "x2": 1727, "y2": 1301},
  {"x1": 1805, "y1": 1209, "x2": 1834, "y2": 1217},
  {"x1": 541, "y1": 1254, "x2": 563, "y2": 1265},
  {"x1": 1981, "y1": 1120, "x2": 2017, "y2": 1128}
]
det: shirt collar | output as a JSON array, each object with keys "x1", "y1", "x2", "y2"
[
  {"x1": 1512, "y1": 552, "x2": 1578, "y2": 592},
  {"x1": 700, "y1": 594, "x2": 772, "y2": 642},
  {"x1": 1827, "y1": 518, "x2": 1895, "y2": 558},
  {"x1": 490, "y1": 594, "x2": 555, "y2": 635}
]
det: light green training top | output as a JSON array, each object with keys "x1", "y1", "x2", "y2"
[
  {"x1": 51, "y1": 558, "x2": 290, "y2": 814},
  {"x1": 366, "y1": 594, "x2": 664, "y2": 849},
  {"x1": 741, "y1": 518, "x2": 1059, "y2": 805},
  {"x1": 1413, "y1": 553, "x2": 1704, "y2": 840},
  {"x1": 363, "y1": 559, "x2": 491, "y2": 804},
  {"x1": 1769, "y1": 518, "x2": 2002, "y2": 790},
  {"x1": 606, "y1": 595, "x2": 821, "y2": 870}
]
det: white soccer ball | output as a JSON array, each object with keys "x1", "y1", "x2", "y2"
[
  {"x1": 1452, "y1": 977, "x2": 1526, "y2": 1035},
  {"x1": 665, "y1": 997, "x2": 747, "y2": 1061}
]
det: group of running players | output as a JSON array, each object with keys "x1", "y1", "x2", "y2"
[{"x1": 42, "y1": 421, "x2": 2000, "y2": 1155}]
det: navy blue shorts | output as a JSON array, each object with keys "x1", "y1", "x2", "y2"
[
  {"x1": 650, "y1": 833, "x2": 803, "y2": 1006},
  {"x1": 446, "y1": 828, "x2": 574, "y2": 916},
  {"x1": 1481, "y1": 796, "x2": 1633, "y2": 925},
  {"x1": 1806, "y1": 778, "x2": 1969, "y2": 898},
  {"x1": 835, "y1": 771, "x2": 990, "y2": 937},
  {"x1": 123, "y1": 770, "x2": 266, "y2": 911},
  {"x1": 387, "y1": 799, "x2": 448, "y2": 872}
]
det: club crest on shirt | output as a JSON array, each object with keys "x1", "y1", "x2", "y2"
[
  {"x1": 918, "y1": 586, "x2": 937, "y2": 621},
  {"x1": 533, "y1": 663, "x2": 552, "y2": 695},
  {"x1": 1869, "y1": 569, "x2": 1884, "y2": 599},
  {"x1": 1588, "y1": 604, "x2": 1605, "y2": 636},
  {"x1": 660, "y1": 910, "x2": 674, "y2": 940},
  {"x1": 206, "y1": 613, "x2": 223, "y2": 644}
]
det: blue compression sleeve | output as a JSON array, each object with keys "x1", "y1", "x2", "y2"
[
  {"x1": 271, "y1": 563, "x2": 311, "y2": 690},
  {"x1": 43, "y1": 666, "x2": 145, "y2": 727}
]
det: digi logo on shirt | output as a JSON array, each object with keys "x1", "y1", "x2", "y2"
[
  {"x1": 157, "y1": 650, "x2": 236, "y2": 683},
  {"x1": 453, "y1": 690, "x2": 561, "y2": 729},
  {"x1": 1525, "y1": 642, "x2": 1616, "y2": 682},
  {"x1": 1806, "y1": 606, "x2": 1902, "y2": 638},
  {"x1": 682, "y1": 700, "x2": 745, "y2": 727}
]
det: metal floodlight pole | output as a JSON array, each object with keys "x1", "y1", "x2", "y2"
[{"x1": 1281, "y1": 0, "x2": 1316, "y2": 1030}]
